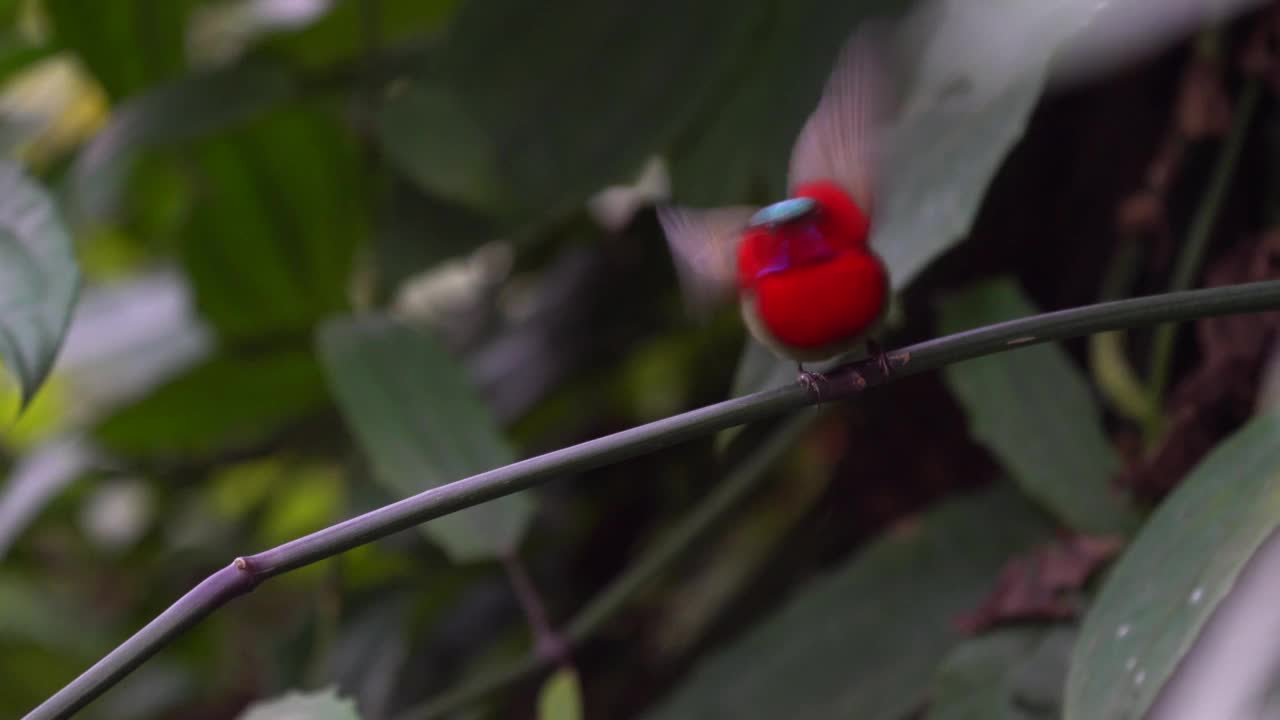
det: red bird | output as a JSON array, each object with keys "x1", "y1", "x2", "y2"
[{"x1": 658, "y1": 26, "x2": 892, "y2": 390}]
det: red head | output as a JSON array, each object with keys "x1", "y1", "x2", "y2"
[{"x1": 736, "y1": 180, "x2": 872, "y2": 291}]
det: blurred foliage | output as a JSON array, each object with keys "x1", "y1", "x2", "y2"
[
  {"x1": 95, "y1": 350, "x2": 328, "y2": 458},
  {"x1": 0, "y1": 0, "x2": 1278, "y2": 718},
  {"x1": 644, "y1": 487, "x2": 1052, "y2": 720}
]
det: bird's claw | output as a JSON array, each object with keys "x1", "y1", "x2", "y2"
[
  {"x1": 868, "y1": 340, "x2": 892, "y2": 376},
  {"x1": 797, "y1": 370, "x2": 828, "y2": 399}
]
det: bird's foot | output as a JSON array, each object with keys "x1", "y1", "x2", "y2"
[
  {"x1": 867, "y1": 339, "x2": 891, "y2": 377},
  {"x1": 796, "y1": 363, "x2": 829, "y2": 399}
]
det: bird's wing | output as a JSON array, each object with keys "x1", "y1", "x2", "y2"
[
  {"x1": 657, "y1": 204, "x2": 757, "y2": 312},
  {"x1": 787, "y1": 23, "x2": 895, "y2": 213}
]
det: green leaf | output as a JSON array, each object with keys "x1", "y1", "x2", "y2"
[
  {"x1": 928, "y1": 627, "x2": 1073, "y2": 720},
  {"x1": 0, "y1": 161, "x2": 79, "y2": 405},
  {"x1": 317, "y1": 315, "x2": 533, "y2": 562},
  {"x1": 182, "y1": 106, "x2": 362, "y2": 341},
  {"x1": 939, "y1": 278, "x2": 1134, "y2": 535},
  {"x1": 644, "y1": 486, "x2": 1053, "y2": 720},
  {"x1": 414, "y1": 0, "x2": 757, "y2": 217},
  {"x1": 538, "y1": 668, "x2": 584, "y2": 720},
  {"x1": 69, "y1": 64, "x2": 294, "y2": 222},
  {"x1": 95, "y1": 350, "x2": 328, "y2": 458},
  {"x1": 1066, "y1": 412, "x2": 1280, "y2": 720},
  {"x1": 375, "y1": 84, "x2": 507, "y2": 213},
  {"x1": 45, "y1": 0, "x2": 196, "y2": 99},
  {"x1": 237, "y1": 687, "x2": 361, "y2": 720}
]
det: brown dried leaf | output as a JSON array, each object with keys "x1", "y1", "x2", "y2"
[
  {"x1": 955, "y1": 534, "x2": 1124, "y2": 633},
  {"x1": 1112, "y1": 52, "x2": 1230, "y2": 263},
  {"x1": 1176, "y1": 58, "x2": 1231, "y2": 140}
]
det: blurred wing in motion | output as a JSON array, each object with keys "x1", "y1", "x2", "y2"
[
  {"x1": 657, "y1": 205, "x2": 756, "y2": 314},
  {"x1": 788, "y1": 23, "x2": 895, "y2": 213}
]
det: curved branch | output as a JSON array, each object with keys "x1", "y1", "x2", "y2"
[{"x1": 26, "y1": 279, "x2": 1280, "y2": 720}]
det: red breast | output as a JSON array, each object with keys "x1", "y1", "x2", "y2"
[{"x1": 735, "y1": 180, "x2": 888, "y2": 359}]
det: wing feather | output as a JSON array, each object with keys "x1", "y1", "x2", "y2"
[
  {"x1": 657, "y1": 205, "x2": 757, "y2": 313},
  {"x1": 787, "y1": 23, "x2": 895, "y2": 212}
]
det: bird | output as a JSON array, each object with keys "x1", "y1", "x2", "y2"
[{"x1": 657, "y1": 23, "x2": 894, "y2": 394}]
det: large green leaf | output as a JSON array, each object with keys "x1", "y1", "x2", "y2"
[
  {"x1": 939, "y1": 278, "x2": 1135, "y2": 535},
  {"x1": 380, "y1": 0, "x2": 756, "y2": 218},
  {"x1": 44, "y1": 0, "x2": 196, "y2": 99},
  {"x1": 317, "y1": 315, "x2": 532, "y2": 562},
  {"x1": 237, "y1": 688, "x2": 361, "y2": 720},
  {"x1": 0, "y1": 162, "x2": 79, "y2": 404},
  {"x1": 872, "y1": 0, "x2": 1093, "y2": 289},
  {"x1": 69, "y1": 64, "x2": 295, "y2": 222},
  {"x1": 645, "y1": 486, "x2": 1052, "y2": 720},
  {"x1": 1066, "y1": 412, "x2": 1280, "y2": 720},
  {"x1": 95, "y1": 350, "x2": 328, "y2": 458},
  {"x1": 182, "y1": 106, "x2": 362, "y2": 341}
]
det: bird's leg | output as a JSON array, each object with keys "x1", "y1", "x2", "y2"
[
  {"x1": 867, "y1": 339, "x2": 891, "y2": 376},
  {"x1": 796, "y1": 362, "x2": 828, "y2": 399}
]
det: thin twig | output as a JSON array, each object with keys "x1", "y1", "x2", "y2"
[
  {"x1": 501, "y1": 551, "x2": 569, "y2": 666},
  {"x1": 25, "y1": 279, "x2": 1280, "y2": 720}
]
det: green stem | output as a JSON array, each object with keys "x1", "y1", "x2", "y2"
[
  {"x1": 25, "y1": 280, "x2": 1280, "y2": 720},
  {"x1": 1145, "y1": 78, "x2": 1261, "y2": 434},
  {"x1": 1089, "y1": 239, "x2": 1154, "y2": 424}
]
